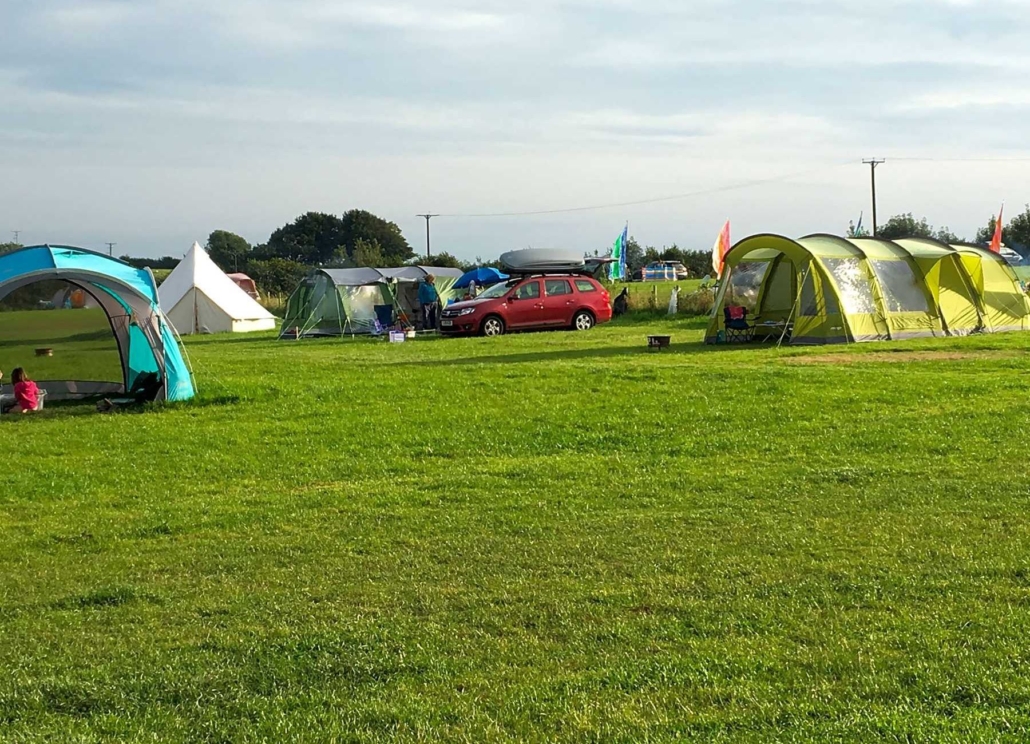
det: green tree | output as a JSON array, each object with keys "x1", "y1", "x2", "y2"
[
  {"x1": 975, "y1": 216, "x2": 1007, "y2": 246},
  {"x1": 206, "y1": 230, "x2": 251, "y2": 272},
  {"x1": 246, "y1": 257, "x2": 308, "y2": 297},
  {"x1": 340, "y1": 210, "x2": 413, "y2": 265},
  {"x1": 0, "y1": 242, "x2": 22, "y2": 255},
  {"x1": 119, "y1": 255, "x2": 180, "y2": 270},
  {"x1": 420, "y1": 251, "x2": 465, "y2": 270},
  {"x1": 264, "y1": 212, "x2": 347, "y2": 265},
  {"x1": 624, "y1": 237, "x2": 645, "y2": 273},
  {"x1": 1008, "y1": 205, "x2": 1030, "y2": 253},
  {"x1": 264, "y1": 210, "x2": 414, "y2": 266},
  {"x1": 876, "y1": 213, "x2": 964, "y2": 243},
  {"x1": 876, "y1": 213, "x2": 934, "y2": 240},
  {"x1": 847, "y1": 220, "x2": 870, "y2": 238},
  {"x1": 351, "y1": 238, "x2": 386, "y2": 268}
]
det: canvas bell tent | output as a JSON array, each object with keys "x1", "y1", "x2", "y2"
[
  {"x1": 280, "y1": 266, "x2": 462, "y2": 338},
  {"x1": 707, "y1": 234, "x2": 1030, "y2": 345},
  {"x1": 159, "y1": 243, "x2": 277, "y2": 335},
  {"x1": 0, "y1": 246, "x2": 194, "y2": 401}
]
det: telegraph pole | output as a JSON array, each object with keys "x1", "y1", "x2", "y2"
[
  {"x1": 862, "y1": 159, "x2": 885, "y2": 237},
  {"x1": 12, "y1": 230, "x2": 20, "y2": 243},
  {"x1": 105, "y1": 242, "x2": 116, "y2": 256},
  {"x1": 416, "y1": 214, "x2": 438, "y2": 259}
]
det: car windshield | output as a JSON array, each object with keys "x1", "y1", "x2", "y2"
[{"x1": 476, "y1": 282, "x2": 514, "y2": 300}]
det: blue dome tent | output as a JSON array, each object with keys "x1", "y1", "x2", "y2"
[
  {"x1": 0, "y1": 246, "x2": 194, "y2": 402},
  {"x1": 454, "y1": 267, "x2": 509, "y2": 289}
]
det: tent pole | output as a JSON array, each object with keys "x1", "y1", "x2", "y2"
[{"x1": 778, "y1": 264, "x2": 809, "y2": 348}]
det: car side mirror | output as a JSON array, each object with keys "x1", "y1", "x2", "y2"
[{"x1": 508, "y1": 295, "x2": 518, "y2": 302}]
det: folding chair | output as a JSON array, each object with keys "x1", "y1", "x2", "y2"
[{"x1": 724, "y1": 306, "x2": 754, "y2": 343}]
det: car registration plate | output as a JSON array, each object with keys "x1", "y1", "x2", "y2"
[{"x1": 441, "y1": 320, "x2": 453, "y2": 327}]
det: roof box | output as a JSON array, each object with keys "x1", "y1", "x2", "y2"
[{"x1": 500, "y1": 248, "x2": 586, "y2": 275}]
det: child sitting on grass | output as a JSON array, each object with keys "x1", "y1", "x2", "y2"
[{"x1": 10, "y1": 368, "x2": 39, "y2": 414}]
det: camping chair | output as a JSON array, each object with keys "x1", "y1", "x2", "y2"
[{"x1": 724, "y1": 305, "x2": 754, "y2": 343}]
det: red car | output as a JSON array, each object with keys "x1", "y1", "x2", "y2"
[{"x1": 440, "y1": 275, "x2": 612, "y2": 336}]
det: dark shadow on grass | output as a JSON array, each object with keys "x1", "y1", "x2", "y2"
[
  {"x1": 0, "y1": 394, "x2": 241, "y2": 422},
  {"x1": 404, "y1": 339, "x2": 756, "y2": 367}
]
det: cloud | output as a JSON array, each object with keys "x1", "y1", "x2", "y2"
[{"x1": 2, "y1": 0, "x2": 1030, "y2": 256}]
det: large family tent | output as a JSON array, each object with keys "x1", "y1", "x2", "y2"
[
  {"x1": 707, "y1": 234, "x2": 1030, "y2": 345},
  {"x1": 159, "y1": 243, "x2": 277, "y2": 335},
  {"x1": 280, "y1": 266, "x2": 463, "y2": 337},
  {"x1": 0, "y1": 245, "x2": 194, "y2": 401}
]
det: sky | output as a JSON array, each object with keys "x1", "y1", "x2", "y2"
[{"x1": 2, "y1": 0, "x2": 1029, "y2": 260}]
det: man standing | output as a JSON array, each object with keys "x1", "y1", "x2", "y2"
[{"x1": 418, "y1": 274, "x2": 440, "y2": 330}]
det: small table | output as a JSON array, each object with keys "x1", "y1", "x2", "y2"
[
  {"x1": 647, "y1": 335, "x2": 671, "y2": 351},
  {"x1": 753, "y1": 321, "x2": 793, "y2": 343}
]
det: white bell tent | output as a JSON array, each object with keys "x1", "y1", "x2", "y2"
[{"x1": 159, "y1": 243, "x2": 277, "y2": 335}]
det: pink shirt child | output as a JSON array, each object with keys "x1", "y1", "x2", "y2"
[{"x1": 14, "y1": 380, "x2": 39, "y2": 411}]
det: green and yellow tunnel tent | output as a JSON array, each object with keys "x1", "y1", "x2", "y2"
[
  {"x1": 0, "y1": 246, "x2": 195, "y2": 402},
  {"x1": 706, "y1": 234, "x2": 1030, "y2": 345}
]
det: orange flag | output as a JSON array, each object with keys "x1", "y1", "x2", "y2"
[
  {"x1": 711, "y1": 220, "x2": 731, "y2": 277},
  {"x1": 990, "y1": 205, "x2": 1004, "y2": 254}
]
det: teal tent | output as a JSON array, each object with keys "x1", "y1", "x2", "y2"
[{"x1": 0, "y1": 246, "x2": 194, "y2": 402}]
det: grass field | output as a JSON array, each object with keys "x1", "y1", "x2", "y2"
[
  {"x1": 3, "y1": 317, "x2": 1030, "y2": 741},
  {"x1": 0, "y1": 309, "x2": 122, "y2": 383}
]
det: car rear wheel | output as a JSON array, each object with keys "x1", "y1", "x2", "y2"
[
  {"x1": 481, "y1": 316, "x2": 505, "y2": 336},
  {"x1": 572, "y1": 311, "x2": 595, "y2": 331}
]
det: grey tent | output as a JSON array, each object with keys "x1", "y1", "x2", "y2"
[{"x1": 279, "y1": 265, "x2": 463, "y2": 337}]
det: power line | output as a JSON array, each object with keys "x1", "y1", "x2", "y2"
[
  {"x1": 887, "y1": 156, "x2": 1030, "y2": 163},
  {"x1": 438, "y1": 161, "x2": 856, "y2": 219}
]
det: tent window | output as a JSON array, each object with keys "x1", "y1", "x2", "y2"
[
  {"x1": 871, "y1": 260, "x2": 929, "y2": 313},
  {"x1": 800, "y1": 267, "x2": 843, "y2": 317},
  {"x1": 727, "y1": 262, "x2": 770, "y2": 312},
  {"x1": 822, "y1": 258, "x2": 877, "y2": 314}
]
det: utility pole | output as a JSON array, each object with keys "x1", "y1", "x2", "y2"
[
  {"x1": 862, "y1": 159, "x2": 885, "y2": 237},
  {"x1": 12, "y1": 230, "x2": 20, "y2": 243},
  {"x1": 105, "y1": 242, "x2": 116, "y2": 257},
  {"x1": 416, "y1": 214, "x2": 438, "y2": 259}
]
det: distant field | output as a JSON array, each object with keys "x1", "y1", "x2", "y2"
[
  {"x1": 0, "y1": 308, "x2": 121, "y2": 382},
  {"x1": 3, "y1": 318, "x2": 1030, "y2": 740}
]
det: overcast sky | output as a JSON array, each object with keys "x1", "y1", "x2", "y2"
[{"x1": 2, "y1": 0, "x2": 1028, "y2": 259}]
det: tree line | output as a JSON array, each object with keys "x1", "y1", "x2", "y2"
[
  {"x1": 849, "y1": 206, "x2": 1030, "y2": 251},
  {"x1": 125, "y1": 211, "x2": 472, "y2": 296},
  {"x1": 5, "y1": 203, "x2": 1028, "y2": 297}
]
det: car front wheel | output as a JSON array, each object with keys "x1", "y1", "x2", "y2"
[
  {"x1": 572, "y1": 311, "x2": 595, "y2": 331},
  {"x1": 481, "y1": 316, "x2": 506, "y2": 336}
]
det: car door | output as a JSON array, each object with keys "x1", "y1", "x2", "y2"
[
  {"x1": 505, "y1": 280, "x2": 544, "y2": 328},
  {"x1": 542, "y1": 278, "x2": 575, "y2": 326}
]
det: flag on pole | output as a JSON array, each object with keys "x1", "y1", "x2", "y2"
[
  {"x1": 854, "y1": 211, "x2": 864, "y2": 236},
  {"x1": 990, "y1": 205, "x2": 1004, "y2": 254},
  {"x1": 609, "y1": 224, "x2": 628, "y2": 281},
  {"x1": 711, "y1": 220, "x2": 731, "y2": 277}
]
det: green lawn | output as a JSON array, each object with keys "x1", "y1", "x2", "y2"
[
  {"x1": 0, "y1": 309, "x2": 122, "y2": 383},
  {"x1": 3, "y1": 319, "x2": 1030, "y2": 741}
]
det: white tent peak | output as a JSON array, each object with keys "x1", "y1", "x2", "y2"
[{"x1": 159, "y1": 242, "x2": 276, "y2": 335}]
